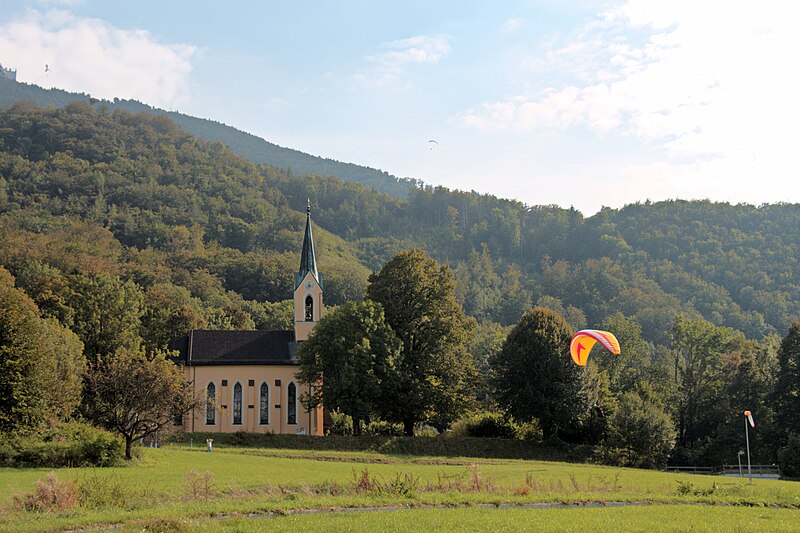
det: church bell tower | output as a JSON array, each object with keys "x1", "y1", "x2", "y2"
[{"x1": 294, "y1": 200, "x2": 323, "y2": 341}]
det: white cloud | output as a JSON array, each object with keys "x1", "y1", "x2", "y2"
[
  {"x1": 355, "y1": 34, "x2": 451, "y2": 88},
  {"x1": 501, "y1": 17, "x2": 524, "y2": 33},
  {"x1": 0, "y1": 9, "x2": 198, "y2": 108},
  {"x1": 455, "y1": 1, "x2": 800, "y2": 207}
]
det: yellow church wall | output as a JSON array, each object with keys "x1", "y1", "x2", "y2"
[{"x1": 183, "y1": 364, "x2": 323, "y2": 436}]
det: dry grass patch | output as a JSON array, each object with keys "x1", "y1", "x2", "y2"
[{"x1": 12, "y1": 472, "x2": 78, "y2": 512}]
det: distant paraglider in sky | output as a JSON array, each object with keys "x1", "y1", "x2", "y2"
[
  {"x1": 428, "y1": 139, "x2": 439, "y2": 150},
  {"x1": 570, "y1": 329, "x2": 620, "y2": 366}
]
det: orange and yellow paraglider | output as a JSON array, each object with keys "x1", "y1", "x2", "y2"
[{"x1": 570, "y1": 329, "x2": 620, "y2": 366}]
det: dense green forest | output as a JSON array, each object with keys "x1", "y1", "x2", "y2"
[
  {"x1": 0, "y1": 101, "x2": 798, "y2": 342},
  {"x1": 1, "y1": 99, "x2": 799, "y2": 468}
]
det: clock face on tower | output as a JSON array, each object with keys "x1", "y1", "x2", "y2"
[{"x1": 304, "y1": 280, "x2": 314, "y2": 292}]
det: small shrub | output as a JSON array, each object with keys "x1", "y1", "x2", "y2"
[
  {"x1": 675, "y1": 480, "x2": 693, "y2": 496},
  {"x1": 363, "y1": 419, "x2": 404, "y2": 436},
  {"x1": 521, "y1": 472, "x2": 544, "y2": 492},
  {"x1": 77, "y1": 471, "x2": 136, "y2": 508},
  {"x1": 415, "y1": 424, "x2": 439, "y2": 437},
  {"x1": 452, "y1": 412, "x2": 518, "y2": 439},
  {"x1": 13, "y1": 472, "x2": 78, "y2": 512},
  {"x1": 328, "y1": 409, "x2": 354, "y2": 436},
  {"x1": 674, "y1": 480, "x2": 718, "y2": 496},
  {"x1": 590, "y1": 473, "x2": 622, "y2": 492},
  {"x1": 382, "y1": 472, "x2": 419, "y2": 498},
  {"x1": 517, "y1": 419, "x2": 543, "y2": 442},
  {"x1": 353, "y1": 468, "x2": 375, "y2": 493},
  {"x1": 185, "y1": 470, "x2": 216, "y2": 501},
  {"x1": 568, "y1": 472, "x2": 581, "y2": 491},
  {"x1": 2, "y1": 422, "x2": 124, "y2": 468},
  {"x1": 450, "y1": 412, "x2": 541, "y2": 441},
  {"x1": 316, "y1": 480, "x2": 344, "y2": 496}
]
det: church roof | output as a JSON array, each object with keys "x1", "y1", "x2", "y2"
[
  {"x1": 169, "y1": 329, "x2": 297, "y2": 366},
  {"x1": 296, "y1": 200, "x2": 322, "y2": 289}
]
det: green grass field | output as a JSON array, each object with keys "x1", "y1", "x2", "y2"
[
  {"x1": 1, "y1": 444, "x2": 798, "y2": 532},
  {"x1": 134, "y1": 506, "x2": 800, "y2": 533}
]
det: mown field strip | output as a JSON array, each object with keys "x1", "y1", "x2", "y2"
[{"x1": 2, "y1": 446, "x2": 798, "y2": 532}]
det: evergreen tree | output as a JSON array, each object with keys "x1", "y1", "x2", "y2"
[{"x1": 496, "y1": 264, "x2": 533, "y2": 326}]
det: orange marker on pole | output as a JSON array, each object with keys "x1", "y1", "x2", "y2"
[{"x1": 743, "y1": 410, "x2": 754, "y2": 483}]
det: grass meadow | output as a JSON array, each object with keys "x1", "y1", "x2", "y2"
[{"x1": 1, "y1": 444, "x2": 798, "y2": 532}]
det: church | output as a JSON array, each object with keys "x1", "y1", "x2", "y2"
[{"x1": 170, "y1": 202, "x2": 325, "y2": 436}]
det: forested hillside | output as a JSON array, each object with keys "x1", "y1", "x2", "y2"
[
  {"x1": 0, "y1": 101, "x2": 798, "y2": 346},
  {"x1": 0, "y1": 77, "x2": 416, "y2": 197}
]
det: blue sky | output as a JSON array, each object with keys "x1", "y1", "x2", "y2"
[{"x1": 1, "y1": 1, "x2": 797, "y2": 215}]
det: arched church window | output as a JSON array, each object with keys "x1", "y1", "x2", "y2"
[
  {"x1": 233, "y1": 382, "x2": 243, "y2": 425},
  {"x1": 305, "y1": 295, "x2": 313, "y2": 321},
  {"x1": 287, "y1": 382, "x2": 297, "y2": 425},
  {"x1": 259, "y1": 382, "x2": 269, "y2": 425},
  {"x1": 206, "y1": 382, "x2": 216, "y2": 425}
]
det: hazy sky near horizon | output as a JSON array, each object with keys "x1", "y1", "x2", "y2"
[{"x1": 1, "y1": 1, "x2": 798, "y2": 215}]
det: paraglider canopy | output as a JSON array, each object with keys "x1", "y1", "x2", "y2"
[{"x1": 570, "y1": 329, "x2": 620, "y2": 366}]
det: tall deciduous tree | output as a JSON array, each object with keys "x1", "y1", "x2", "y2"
[
  {"x1": 85, "y1": 349, "x2": 198, "y2": 460},
  {"x1": 599, "y1": 312, "x2": 652, "y2": 393},
  {"x1": 12, "y1": 260, "x2": 76, "y2": 327},
  {"x1": 609, "y1": 391, "x2": 676, "y2": 468},
  {"x1": 671, "y1": 315, "x2": 742, "y2": 447},
  {"x1": 140, "y1": 283, "x2": 206, "y2": 352},
  {"x1": 68, "y1": 273, "x2": 144, "y2": 363},
  {"x1": 0, "y1": 266, "x2": 45, "y2": 431},
  {"x1": 366, "y1": 249, "x2": 475, "y2": 435},
  {"x1": 467, "y1": 321, "x2": 510, "y2": 405},
  {"x1": 491, "y1": 307, "x2": 581, "y2": 438},
  {"x1": 296, "y1": 300, "x2": 401, "y2": 434},
  {"x1": 33, "y1": 317, "x2": 86, "y2": 422},
  {"x1": 0, "y1": 267, "x2": 85, "y2": 431}
]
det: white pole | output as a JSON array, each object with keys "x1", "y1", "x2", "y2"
[
  {"x1": 737, "y1": 451, "x2": 743, "y2": 478},
  {"x1": 745, "y1": 416, "x2": 752, "y2": 484}
]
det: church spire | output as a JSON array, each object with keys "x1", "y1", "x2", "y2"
[{"x1": 296, "y1": 199, "x2": 320, "y2": 288}]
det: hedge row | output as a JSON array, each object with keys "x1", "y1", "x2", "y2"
[{"x1": 168, "y1": 432, "x2": 594, "y2": 463}]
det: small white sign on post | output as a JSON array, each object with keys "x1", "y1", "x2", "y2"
[{"x1": 296, "y1": 426, "x2": 306, "y2": 435}]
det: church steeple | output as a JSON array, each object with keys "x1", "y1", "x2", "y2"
[
  {"x1": 295, "y1": 199, "x2": 322, "y2": 289},
  {"x1": 294, "y1": 199, "x2": 323, "y2": 342}
]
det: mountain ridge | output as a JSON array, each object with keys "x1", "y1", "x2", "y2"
[{"x1": 0, "y1": 76, "x2": 417, "y2": 198}]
